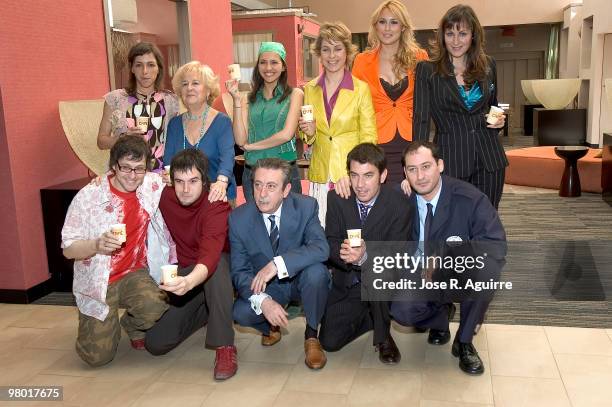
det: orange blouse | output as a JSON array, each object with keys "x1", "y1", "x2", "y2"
[{"x1": 352, "y1": 47, "x2": 429, "y2": 143}]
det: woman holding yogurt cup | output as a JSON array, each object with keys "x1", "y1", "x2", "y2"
[
  {"x1": 97, "y1": 42, "x2": 179, "y2": 172},
  {"x1": 412, "y1": 4, "x2": 507, "y2": 209},
  {"x1": 226, "y1": 41, "x2": 304, "y2": 201},
  {"x1": 298, "y1": 22, "x2": 377, "y2": 227}
]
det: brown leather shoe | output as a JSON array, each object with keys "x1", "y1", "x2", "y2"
[
  {"x1": 377, "y1": 335, "x2": 401, "y2": 364},
  {"x1": 304, "y1": 338, "x2": 327, "y2": 370},
  {"x1": 261, "y1": 326, "x2": 281, "y2": 346}
]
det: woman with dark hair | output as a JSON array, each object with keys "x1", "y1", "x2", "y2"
[
  {"x1": 98, "y1": 42, "x2": 179, "y2": 171},
  {"x1": 226, "y1": 42, "x2": 303, "y2": 202},
  {"x1": 352, "y1": 0, "x2": 428, "y2": 183},
  {"x1": 412, "y1": 4, "x2": 507, "y2": 209}
]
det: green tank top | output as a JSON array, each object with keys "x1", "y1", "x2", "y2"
[{"x1": 245, "y1": 86, "x2": 297, "y2": 165}]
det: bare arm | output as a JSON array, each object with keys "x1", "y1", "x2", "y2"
[
  {"x1": 97, "y1": 101, "x2": 115, "y2": 149},
  {"x1": 97, "y1": 101, "x2": 145, "y2": 149},
  {"x1": 244, "y1": 88, "x2": 304, "y2": 151},
  {"x1": 63, "y1": 231, "x2": 122, "y2": 260},
  {"x1": 226, "y1": 79, "x2": 249, "y2": 146}
]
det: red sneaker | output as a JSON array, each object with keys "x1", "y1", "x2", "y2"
[
  {"x1": 130, "y1": 338, "x2": 146, "y2": 350},
  {"x1": 214, "y1": 345, "x2": 238, "y2": 381}
]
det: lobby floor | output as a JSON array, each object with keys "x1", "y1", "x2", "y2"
[{"x1": 1, "y1": 303, "x2": 611, "y2": 407}]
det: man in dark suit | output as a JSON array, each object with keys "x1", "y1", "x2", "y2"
[
  {"x1": 319, "y1": 143, "x2": 413, "y2": 364},
  {"x1": 229, "y1": 158, "x2": 330, "y2": 370},
  {"x1": 392, "y1": 140, "x2": 506, "y2": 375}
]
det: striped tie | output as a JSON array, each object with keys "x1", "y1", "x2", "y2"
[{"x1": 269, "y1": 215, "x2": 279, "y2": 255}]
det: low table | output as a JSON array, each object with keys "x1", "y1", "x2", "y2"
[{"x1": 554, "y1": 146, "x2": 589, "y2": 197}]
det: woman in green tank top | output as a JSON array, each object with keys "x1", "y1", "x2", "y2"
[{"x1": 226, "y1": 42, "x2": 304, "y2": 202}]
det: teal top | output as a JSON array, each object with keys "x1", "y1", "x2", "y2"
[
  {"x1": 245, "y1": 86, "x2": 297, "y2": 165},
  {"x1": 458, "y1": 82, "x2": 483, "y2": 110}
]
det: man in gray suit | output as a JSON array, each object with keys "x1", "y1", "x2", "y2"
[{"x1": 230, "y1": 158, "x2": 330, "y2": 370}]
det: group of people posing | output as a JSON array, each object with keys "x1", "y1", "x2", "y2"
[{"x1": 62, "y1": 2, "x2": 508, "y2": 381}]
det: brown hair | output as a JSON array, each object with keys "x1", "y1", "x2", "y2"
[
  {"x1": 126, "y1": 42, "x2": 165, "y2": 95},
  {"x1": 401, "y1": 140, "x2": 441, "y2": 167},
  {"x1": 169, "y1": 148, "x2": 210, "y2": 192},
  {"x1": 429, "y1": 4, "x2": 489, "y2": 85},
  {"x1": 367, "y1": 0, "x2": 423, "y2": 77},
  {"x1": 252, "y1": 158, "x2": 291, "y2": 188},
  {"x1": 312, "y1": 22, "x2": 358, "y2": 68},
  {"x1": 109, "y1": 135, "x2": 153, "y2": 170}
]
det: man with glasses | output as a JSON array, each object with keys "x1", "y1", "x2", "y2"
[
  {"x1": 145, "y1": 149, "x2": 237, "y2": 381},
  {"x1": 62, "y1": 135, "x2": 171, "y2": 367},
  {"x1": 229, "y1": 158, "x2": 330, "y2": 370}
]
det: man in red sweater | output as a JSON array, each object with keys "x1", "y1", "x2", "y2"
[{"x1": 145, "y1": 149, "x2": 236, "y2": 381}]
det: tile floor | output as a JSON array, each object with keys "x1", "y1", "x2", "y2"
[{"x1": 1, "y1": 303, "x2": 611, "y2": 407}]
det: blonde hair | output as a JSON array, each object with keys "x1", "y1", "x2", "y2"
[
  {"x1": 367, "y1": 0, "x2": 423, "y2": 77},
  {"x1": 172, "y1": 61, "x2": 220, "y2": 106},
  {"x1": 313, "y1": 22, "x2": 358, "y2": 68}
]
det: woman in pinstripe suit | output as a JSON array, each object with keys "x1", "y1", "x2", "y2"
[{"x1": 412, "y1": 4, "x2": 508, "y2": 209}]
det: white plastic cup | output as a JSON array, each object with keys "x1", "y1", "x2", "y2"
[
  {"x1": 347, "y1": 229, "x2": 362, "y2": 248},
  {"x1": 228, "y1": 64, "x2": 241, "y2": 81},
  {"x1": 161, "y1": 265, "x2": 178, "y2": 284},
  {"x1": 487, "y1": 106, "x2": 505, "y2": 125},
  {"x1": 110, "y1": 224, "x2": 126, "y2": 243},
  {"x1": 136, "y1": 116, "x2": 149, "y2": 133},
  {"x1": 301, "y1": 105, "x2": 314, "y2": 122}
]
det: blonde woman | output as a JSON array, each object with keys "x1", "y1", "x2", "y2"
[
  {"x1": 164, "y1": 61, "x2": 236, "y2": 204},
  {"x1": 298, "y1": 22, "x2": 377, "y2": 226},
  {"x1": 352, "y1": 0, "x2": 428, "y2": 183}
]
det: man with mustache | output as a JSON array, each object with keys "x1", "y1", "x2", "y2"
[{"x1": 229, "y1": 158, "x2": 330, "y2": 370}]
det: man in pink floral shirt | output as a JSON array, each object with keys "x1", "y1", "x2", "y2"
[{"x1": 62, "y1": 135, "x2": 173, "y2": 367}]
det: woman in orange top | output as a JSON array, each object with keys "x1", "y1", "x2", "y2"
[{"x1": 352, "y1": 0, "x2": 428, "y2": 183}]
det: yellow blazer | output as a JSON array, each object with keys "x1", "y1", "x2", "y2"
[{"x1": 302, "y1": 75, "x2": 377, "y2": 183}]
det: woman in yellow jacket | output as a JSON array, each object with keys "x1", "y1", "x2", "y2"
[{"x1": 298, "y1": 22, "x2": 377, "y2": 227}]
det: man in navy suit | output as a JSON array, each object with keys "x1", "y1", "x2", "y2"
[
  {"x1": 392, "y1": 141, "x2": 506, "y2": 375},
  {"x1": 229, "y1": 158, "x2": 330, "y2": 370}
]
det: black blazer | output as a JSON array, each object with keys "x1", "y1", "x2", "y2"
[
  {"x1": 325, "y1": 185, "x2": 414, "y2": 290},
  {"x1": 412, "y1": 59, "x2": 508, "y2": 178}
]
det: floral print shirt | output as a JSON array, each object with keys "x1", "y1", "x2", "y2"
[{"x1": 61, "y1": 173, "x2": 175, "y2": 321}]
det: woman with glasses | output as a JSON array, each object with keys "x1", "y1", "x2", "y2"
[
  {"x1": 164, "y1": 61, "x2": 236, "y2": 204},
  {"x1": 352, "y1": 0, "x2": 428, "y2": 184},
  {"x1": 97, "y1": 42, "x2": 179, "y2": 171},
  {"x1": 298, "y1": 22, "x2": 377, "y2": 226},
  {"x1": 412, "y1": 5, "x2": 507, "y2": 208},
  {"x1": 226, "y1": 42, "x2": 303, "y2": 202}
]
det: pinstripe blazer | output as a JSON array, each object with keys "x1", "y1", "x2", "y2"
[{"x1": 412, "y1": 59, "x2": 508, "y2": 178}]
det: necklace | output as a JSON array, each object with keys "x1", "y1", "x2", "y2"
[{"x1": 183, "y1": 104, "x2": 210, "y2": 150}]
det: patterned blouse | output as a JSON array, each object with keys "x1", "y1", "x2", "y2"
[{"x1": 104, "y1": 89, "x2": 180, "y2": 170}]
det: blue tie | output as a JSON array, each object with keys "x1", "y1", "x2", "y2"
[
  {"x1": 423, "y1": 203, "x2": 433, "y2": 256},
  {"x1": 358, "y1": 202, "x2": 371, "y2": 226},
  {"x1": 269, "y1": 215, "x2": 279, "y2": 255}
]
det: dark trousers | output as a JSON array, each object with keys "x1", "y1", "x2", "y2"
[
  {"x1": 456, "y1": 166, "x2": 505, "y2": 210},
  {"x1": 391, "y1": 300, "x2": 489, "y2": 343},
  {"x1": 242, "y1": 162, "x2": 302, "y2": 203},
  {"x1": 145, "y1": 254, "x2": 235, "y2": 355},
  {"x1": 233, "y1": 263, "x2": 329, "y2": 335},
  {"x1": 319, "y1": 282, "x2": 391, "y2": 351}
]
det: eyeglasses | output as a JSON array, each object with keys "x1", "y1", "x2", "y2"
[
  {"x1": 254, "y1": 182, "x2": 280, "y2": 192},
  {"x1": 117, "y1": 164, "x2": 147, "y2": 175}
]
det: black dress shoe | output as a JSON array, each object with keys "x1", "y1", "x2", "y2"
[
  {"x1": 377, "y1": 335, "x2": 401, "y2": 364},
  {"x1": 451, "y1": 339, "x2": 484, "y2": 375},
  {"x1": 427, "y1": 328, "x2": 451, "y2": 345}
]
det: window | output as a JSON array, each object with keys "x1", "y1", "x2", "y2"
[
  {"x1": 232, "y1": 32, "x2": 274, "y2": 83},
  {"x1": 302, "y1": 35, "x2": 319, "y2": 80}
]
